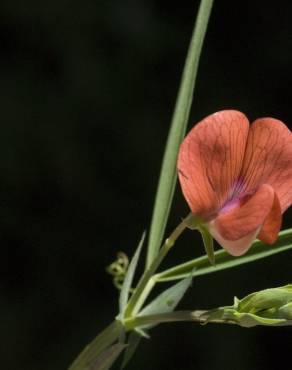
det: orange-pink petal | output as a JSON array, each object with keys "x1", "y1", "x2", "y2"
[
  {"x1": 258, "y1": 191, "x2": 282, "y2": 244},
  {"x1": 177, "y1": 110, "x2": 249, "y2": 219},
  {"x1": 212, "y1": 184, "x2": 275, "y2": 255},
  {"x1": 208, "y1": 222, "x2": 259, "y2": 256},
  {"x1": 238, "y1": 118, "x2": 292, "y2": 212}
]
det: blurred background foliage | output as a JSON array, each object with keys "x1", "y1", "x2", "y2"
[{"x1": 1, "y1": 1, "x2": 292, "y2": 369}]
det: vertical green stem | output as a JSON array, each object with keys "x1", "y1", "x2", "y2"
[{"x1": 146, "y1": 0, "x2": 214, "y2": 268}]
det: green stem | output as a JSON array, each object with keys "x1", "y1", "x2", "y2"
[
  {"x1": 146, "y1": 0, "x2": 214, "y2": 268},
  {"x1": 68, "y1": 308, "x2": 235, "y2": 370},
  {"x1": 124, "y1": 217, "x2": 189, "y2": 318},
  {"x1": 125, "y1": 310, "x2": 234, "y2": 330},
  {"x1": 126, "y1": 311, "x2": 199, "y2": 329},
  {"x1": 68, "y1": 321, "x2": 123, "y2": 370},
  {"x1": 68, "y1": 215, "x2": 191, "y2": 370},
  {"x1": 154, "y1": 228, "x2": 292, "y2": 283}
]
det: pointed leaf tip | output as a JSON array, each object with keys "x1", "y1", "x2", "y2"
[
  {"x1": 121, "y1": 332, "x2": 142, "y2": 370},
  {"x1": 119, "y1": 232, "x2": 146, "y2": 315},
  {"x1": 138, "y1": 274, "x2": 193, "y2": 325}
]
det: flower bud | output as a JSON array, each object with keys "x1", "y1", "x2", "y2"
[
  {"x1": 201, "y1": 285, "x2": 292, "y2": 327},
  {"x1": 238, "y1": 285, "x2": 292, "y2": 313}
]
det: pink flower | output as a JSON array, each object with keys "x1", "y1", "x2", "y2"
[{"x1": 177, "y1": 110, "x2": 292, "y2": 256}]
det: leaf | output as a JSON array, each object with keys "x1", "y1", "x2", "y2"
[
  {"x1": 119, "y1": 232, "x2": 146, "y2": 315},
  {"x1": 145, "y1": 0, "x2": 215, "y2": 268},
  {"x1": 139, "y1": 274, "x2": 192, "y2": 317},
  {"x1": 199, "y1": 225, "x2": 215, "y2": 265},
  {"x1": 156, "y1": 228, "x2": 292, "y2": 282},
  {"x1": 68, "y1": 321, "x2": 123, "y2": 370},
  {"x1": 134, "y1": 328, "x2": 150, "y2": 339},
  {"x1": 121, "y1": 332, "x2": 142, "y2": 370},
  {"x1": 88, "y1": 343, "x2": 127, "y2": 370}
]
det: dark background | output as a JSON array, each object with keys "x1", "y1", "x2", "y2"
[{"x1": 1, "y1": 1, "x2": 292, "y2": 369}]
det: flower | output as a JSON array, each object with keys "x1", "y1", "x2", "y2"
[{"x1": 177, "y1": 110, "x2": 292, "y2": 256}]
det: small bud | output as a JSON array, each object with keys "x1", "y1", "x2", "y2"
[
  {"x1": 201, "y1": 284, "x2": 292, "y2": 327},
  {"x1": 238, "y1": 285, "x2": 292, "y2": 313}
]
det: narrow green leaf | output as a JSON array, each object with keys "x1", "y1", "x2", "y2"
[
  {"x1": 139, "y1": 274, "x2": 192, "y2": 316},
  {"x1": 146, "y1": 0, "x2": 214, "y2": 268},
  {"x1": 89, "y1": 343, "x2": 127, "y2": 370},
  {"x1": 121, "y1": 332, "x2": 141, "y2": 370},
  {"x1": 68, "y1": 321, "x2": 123, "y2": 370},
  {"x1": 119, "y1": 232, "x2": 146, "y2": 314},
  {"x1": 134, "y1": 328, "x2": 150, "y2": 339},
  {"x1": 156, "y1": 229, "x2": 292, "y2": 282},
  {"x1": 199, "y1": 225, "x2": 215, "y2": 265}
]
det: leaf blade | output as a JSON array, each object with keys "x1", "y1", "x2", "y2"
[
  {"x1": 156, "y1": 228, "x2": 292, "y2": 282},
  {"x1": 119, "y1": 232, "x2": 146, "y2": 314},
  {"x1": 139, "y1": 274, "x2": 192, "y2": 317},
  {"x1": 121, "y1": 332, "x2": 141, "y2": 370},
  {"x1": 146, "y1": 0, "x2": 214, "y2": 268},
  {"x1": 89, "y1": 343, "x2": 127, "y2": 370}
]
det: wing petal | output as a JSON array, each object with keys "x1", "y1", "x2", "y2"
[
  {"x1": 210, "y1": 184, "x2": 276, "y2": 255},
  {"x1": 208, "y1": 223, "x2": 259, "y2": 257}
]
